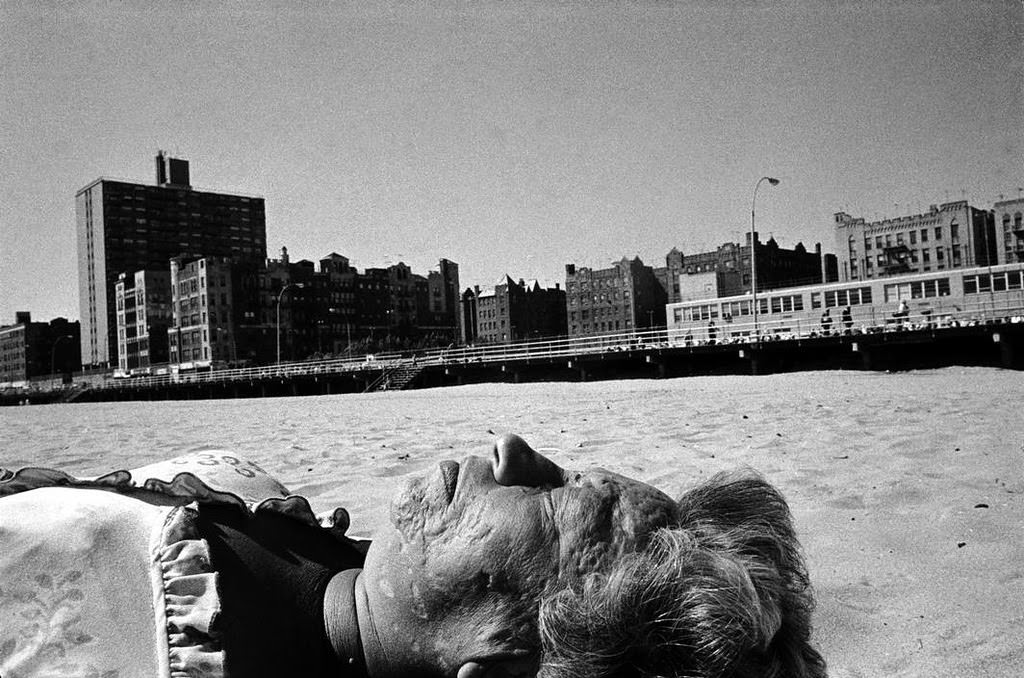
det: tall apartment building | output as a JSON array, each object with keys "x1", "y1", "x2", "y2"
[
  {"x1": 564, "y1": 257, "x2": 665, "y2": 337},
  {"x1": 833, "y1": 200, "x2": 996, "y2": 282},
  {"x1": 76, "y1": 152, "x2": 267, "y2": 368},
  {"x1": 994, "y1": 197, "x2": 1024, "y2": 264},
  {"x1": 115, "y1": 270, "x2": 172, "y2": 372}
]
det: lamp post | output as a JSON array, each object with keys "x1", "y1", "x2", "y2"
[
  {"x1": 174, "y1": 326, "x2": 182, "y2": 370},
  {"x1": 51, "y1": 334, "x2": 73, "y2": 379},
  {"x1": 276, "y1": 282, "x2": 305, "y2": 364},
  {"x1": 751, "y1": 176, "x2": 780, "y2": 340}
]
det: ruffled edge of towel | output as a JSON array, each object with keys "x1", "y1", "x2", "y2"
[
  {"x1": 0, "y1": 466, "x2": 361, "y2": 677},
  {"x1": 155, "y1": 506, "x2": 226, "y2": 678},
  {"x1": 0, "y1": 465, "x2": 353, "y2": 539}
]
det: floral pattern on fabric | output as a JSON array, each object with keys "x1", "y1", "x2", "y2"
[
  {"x1": 0, "y1": 452, "x2": 359, "y2": 678},
  {"x1": 0, "y1": 488, "x2": 166, "y2": 677},
  {"x1": 0, "y1": 570, "x2": 120, "y2": 678}
]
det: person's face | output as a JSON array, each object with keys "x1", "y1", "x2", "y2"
[{"x1": 361, "y1": 434, "x2": 678, "y2": 676}]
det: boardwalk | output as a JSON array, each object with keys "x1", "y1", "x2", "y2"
[{"x1": 5, "y1": 307, "x2": 1022, "y2": 405}]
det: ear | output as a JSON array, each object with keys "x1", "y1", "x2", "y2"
[{"x1": 457, "y1": 657, "x2": 538, "y2": 678}]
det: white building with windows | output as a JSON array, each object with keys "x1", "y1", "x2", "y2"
[
  {"x1": 169, "y1": 256, "x2": 237, "y2": 367},
  {"x1": 114, "y1": 269, "x2": 172, "y2": 373}
]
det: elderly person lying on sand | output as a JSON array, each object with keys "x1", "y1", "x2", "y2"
[{"x1": 0, "y1": 434, "x2": 825, "y2": 678}]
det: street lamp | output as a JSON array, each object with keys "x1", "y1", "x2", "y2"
[
  {"x1": 751, "y1": 176, "x2": 780, "y2": 340},
  {"x1": 276, "y1": 282, "x2": 305, "y2": 364},
  {"x1": 51, "y1": 334, "x2": 74, "y2": 379}
]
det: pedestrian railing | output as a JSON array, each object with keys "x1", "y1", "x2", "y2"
[{"x1": 8, "y1": 299, "x2": 1023, "y2": 395}]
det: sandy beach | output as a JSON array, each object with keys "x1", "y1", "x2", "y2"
[{"x1": 4, "y1": 367, "x2": 1022, "y2": 677}]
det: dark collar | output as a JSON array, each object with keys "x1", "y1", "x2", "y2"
[{"x1": 325, "y1": 568, "x2": 369, "y2": 678}]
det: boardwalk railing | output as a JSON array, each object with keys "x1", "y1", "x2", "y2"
[{"x1": 5, "y1": 299, "x2": 1023, "y2": 396}]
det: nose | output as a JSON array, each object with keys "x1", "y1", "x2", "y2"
[{"x1": 491, "y1": 434, "x2": 567, "y2": 488}]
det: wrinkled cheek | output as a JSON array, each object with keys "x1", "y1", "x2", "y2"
[
  {"x1": 391, "y1": 481, "x2": 429, "y2": 542},
  {"x1": 385, "y1": 561, "x2": 483, "y2": 622}
]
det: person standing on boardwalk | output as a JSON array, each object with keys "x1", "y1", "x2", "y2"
[
  {"x1": 820, "y1": 308, "x2": 833, "y2": 335},
  {"x1": 894, "y1": 299, "x2": 910, "y2": 328},
  {"x1": 842, "y1": 306, "x2": 853, "y2": 334}
]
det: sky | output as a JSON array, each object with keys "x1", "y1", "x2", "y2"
[{"x1": 1, "y1": 0, "x2": 1021, "y2": 323}]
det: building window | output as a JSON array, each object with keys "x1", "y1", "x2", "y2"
[
  {"x1": 935, "y1": 227, "x2": 942, "y2": 240},
  {"x1": 909, "y1": 230, "x2": 917, "y2": 245}
]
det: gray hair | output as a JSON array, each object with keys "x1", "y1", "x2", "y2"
[{"x1": 537, "y1": 472, "x2": 826, "y2": 678}]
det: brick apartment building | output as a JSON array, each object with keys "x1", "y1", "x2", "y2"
[
  {"x1": 834, "y1": 200, "x2": 998, "y2": 282},
  {"x1": 565, "y1": 257, "x2": 665, "y2": 337},
  {"x1": 463, "y1": 276, "x2": 567, "y2": 344},
  {"x1": 994, "y1": 197, "x2": 1024, "y2": 264}
]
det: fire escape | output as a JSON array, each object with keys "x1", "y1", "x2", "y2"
[
  {"x1": 1012, "y1": 223, "x2": 1024, "y2": 263},
  {"x1": 881, "y1": 244, "x2": 912, "y2": 274}
]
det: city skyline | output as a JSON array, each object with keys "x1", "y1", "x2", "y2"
[{"x1": 2, "y1": 0, "x2": 1021, "y2": 324}]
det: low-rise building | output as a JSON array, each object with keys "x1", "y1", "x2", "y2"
[
  {"x1": 259, "y1": 249, "x2": 462, "y2": 359},
  {"x1": 0, "y1": 313, "x2": 81, "y2": 384},
  {"x1": 655, "y1": 237, "x2": 834, "y2": 305}
]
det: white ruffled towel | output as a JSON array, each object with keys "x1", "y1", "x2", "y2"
[{"x1": 0, "y1": 451, "x2": 334, "y2": 678}]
